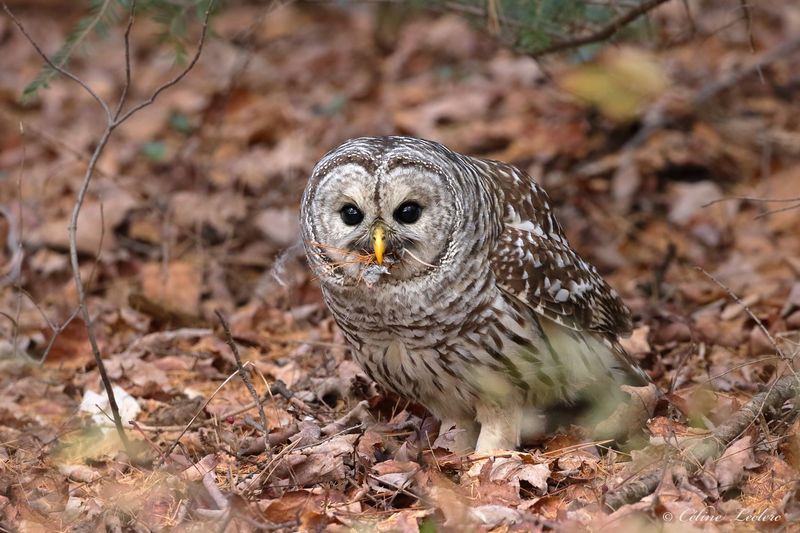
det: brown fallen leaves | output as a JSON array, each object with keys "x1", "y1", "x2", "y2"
[{"x1": 2, "y1": 0, "x2": 800, "y2": 531}]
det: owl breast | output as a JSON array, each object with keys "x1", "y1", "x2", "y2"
[
  {"x1": 324, "y1": 275, "x2": 627, "y2": 422},
  {"x1": 321, "y1": 263, "x2": 495, "y2": 418}
]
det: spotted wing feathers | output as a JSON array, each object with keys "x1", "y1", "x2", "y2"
[
  {"x1": 492, "y1": 226, "x2": 633, "y2": 338},
  {"x1": 479, "y1": 159, "x2": 633, "y2": 339}
]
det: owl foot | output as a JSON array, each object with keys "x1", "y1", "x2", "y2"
[{"x1": 475, "y1": 402, "x2": 523, "y2": 453}]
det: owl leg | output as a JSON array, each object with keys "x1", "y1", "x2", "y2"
[
  {"x1": 438, "y1": 418, "x2": 479, "y2": 453},
  {"x1": 474, "y1": 401, "x2": 523, "y2": 452},
  {"x1": 520, "y1": 409, "x2": 547, "y2": 446}
]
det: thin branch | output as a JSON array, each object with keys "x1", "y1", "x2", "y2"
[
  {"x1": 703, "y1": 195, "x2": 800, "y2": 220},
  {"x1": 113, "y1": 0, "x2": 136, "y2": 121},
  {"x1": 215, "y1": 310, "x2": 271, "y2": 457},
  {"x1": 604, "y1": 374, "x2": 800, "y2": 510},
  {"x1": 527, "y1": 0, "x2": 672, "y2": 58},
  {"x1": 693, "y1": 33, "x2": 800, "y2": 105},
  {"x1": 6, "y1": 0, "x2": 215, "y2": 455},
  {"x1": 703, "y1": 195, "x2": 800, "y2": 207},
  {"x1": 160, "y1": 366, "x2": 245, "y2": 465},
  {"x1": 2, "y1": 3, "x2": 112, "y2": 121},
  {"x1": 6, "y1": 121, "x2": 27, "y2": 360},
  {"x1": 114, "y1": 0, "x2": 214, "y2": 125},
  {"x1": 37, "y1": 307, "x2": 81, "y2": 364},
  {"x1": 696, "y1": 267, "x2": 796, "y2": 379},
  {"x1": 0, "y1": 207, "x2": 24, "y2": 289},
  {"x1": 739, "y1": 0, "x2": 757, "y2": 57},
  {"x1": 67, "y1": 127, "x2": 132, "y2": 450}
]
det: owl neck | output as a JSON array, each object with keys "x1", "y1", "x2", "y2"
[{"x1": 320, "y1": 247, "x2": 495, "y2": 338}]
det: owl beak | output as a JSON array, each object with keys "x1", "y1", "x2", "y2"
[{"x1": 372, "y1": 225, "x2": 385, "y2": 265}]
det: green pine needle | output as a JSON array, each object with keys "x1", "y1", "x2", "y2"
[{"x1": 22, "y1": 0, "x2": 119, "y2": 103}]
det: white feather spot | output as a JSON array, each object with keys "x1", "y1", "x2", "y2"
[
  {"x1": 548, "y1": 279, "x2": 562, "y2": 294},
  {"x1": 568, "y1": 279, "x2": 593, "y2": 296},
  {"x1": 510, "y1": 220, "x2": 544, "y2": 236},
  {"x1": 555, "y1": 288, "x2": 570, "y2": 302}
]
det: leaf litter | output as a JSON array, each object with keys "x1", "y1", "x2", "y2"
[{"x1": 0, "y1": 1, "x2": 799, "y2": 531}]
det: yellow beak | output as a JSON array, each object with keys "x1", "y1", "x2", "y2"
[{"x1": 372, "y1": 226, "x2": 385, "y2": 265}]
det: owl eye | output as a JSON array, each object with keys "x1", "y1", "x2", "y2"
[
  {"x1": 394, "y1": 201, "x2": 422, "y2": 224},
  {"x1": 340, "y1": 204, "x2": 364, "y2": 226}
]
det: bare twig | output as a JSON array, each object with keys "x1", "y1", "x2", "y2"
[
  {"x1": 703, "y1": 195, "x2": 800, "y2": 207},
  {"x1": 604, "y1": 374, "x2": 800, "y2": 510},
  {"x1": 693, "y1": 34, "x2": 800, "y2": 105},
  {"x1": 0, "y1": 124, "x2": 25, "y2": 294},
  {"x1": 2, "y1": 3, "x2": 112, "y2": 120},
  {"x1": 0, "y1": 208, "x2": 23, "y2": 291},
  {"x1": 695, "y1": 267, "x2": 784, "y2": 360},
  {"x1": 112, "y1": 0, "x2": 136, "y2": 121},
  {"x1": 605, "y1": 268, "x2": 799, "y2": 510},
  {"x1": 37, "y1": 307, "x2": 82, "y2": 364},
  {"x1": 114, "y1": 1, "x2": 213, "y2": 125},
  {"x1": 739, "y1": 0, "x2": 756, "y2": 54},
  {"x1": 697, "y1": 265, "x2": 799, "y2": 389},
  {"x1": 367, "y1": 472, "x2": 425, "y2": 502},
  {"x1": 703, "y1": 195, "x2": 800, "y2": 220},
  {"x1": 8, "y1": 122, "x2": 27, "y2": 360},
  {"x1": 160, "y1": 366, "x2": 244, "y2": 465},
  {"x1": 4, "y1": 0, "x2": 215, "y2": 454},
  {"x1": 215, "y1": 310, "x2": 271, "y2": 456},
  {"x1": 66, "y1": 127, "x2": 133, "y2": 448},
  {"x1": 527, "y1": 0, "x2": 672, "y2": 57}
]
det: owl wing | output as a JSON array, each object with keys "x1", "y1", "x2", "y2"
[
  {"x1": 491, "y1": 225, "x2": 633, "y2": 337},
  {"x1": 481, "y1": 160, "x2": 633, "y2": 339}
]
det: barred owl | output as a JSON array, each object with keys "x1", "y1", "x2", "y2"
[{"x1": 301, "y1": 136, "x2": 648, "y2": 452}]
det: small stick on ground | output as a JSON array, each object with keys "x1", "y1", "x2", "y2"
[
  {"x1": 321, "y1": 400, "x2": 372, "y2": 436},
  {"x1": 604, "y1": 374, "x2": 800, "y2": 510},
  {"x1": 605, "y1": 266, "x2": 800, "y2": 510},
  {"x1": 160, "y1": 366, "x2": 244, "y2": 466},
  {"x1": 216, "y1": 310, "x2": 271, "y2": 457}
]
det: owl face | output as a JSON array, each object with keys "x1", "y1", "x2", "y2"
[{"x1": 301, "y1": 139, "x2": 465, "y2": 286}]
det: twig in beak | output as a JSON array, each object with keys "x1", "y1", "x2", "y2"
[{"x1": 404, "y1": 248, "x2": 437, "y2": 269}]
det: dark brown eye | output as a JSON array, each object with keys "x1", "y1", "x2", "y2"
[
  {"x1": 340, "y1": 204, "x2": 364, "y2": 226},
  {"x1": 394, "y1": 202, "x2": 422, "y2": 224}
]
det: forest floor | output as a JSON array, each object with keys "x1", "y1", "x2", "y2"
[{"x1": 0, "y1": 1, "x2": 799, "y2": 531}]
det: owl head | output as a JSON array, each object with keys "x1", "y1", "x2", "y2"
[{"x1": 301, "y1": 136, "x2": 496, "y2": 287}]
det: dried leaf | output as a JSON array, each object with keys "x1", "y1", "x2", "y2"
[{"x1": 714, "y1": 436, "x2": 759, "y2": 491}]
